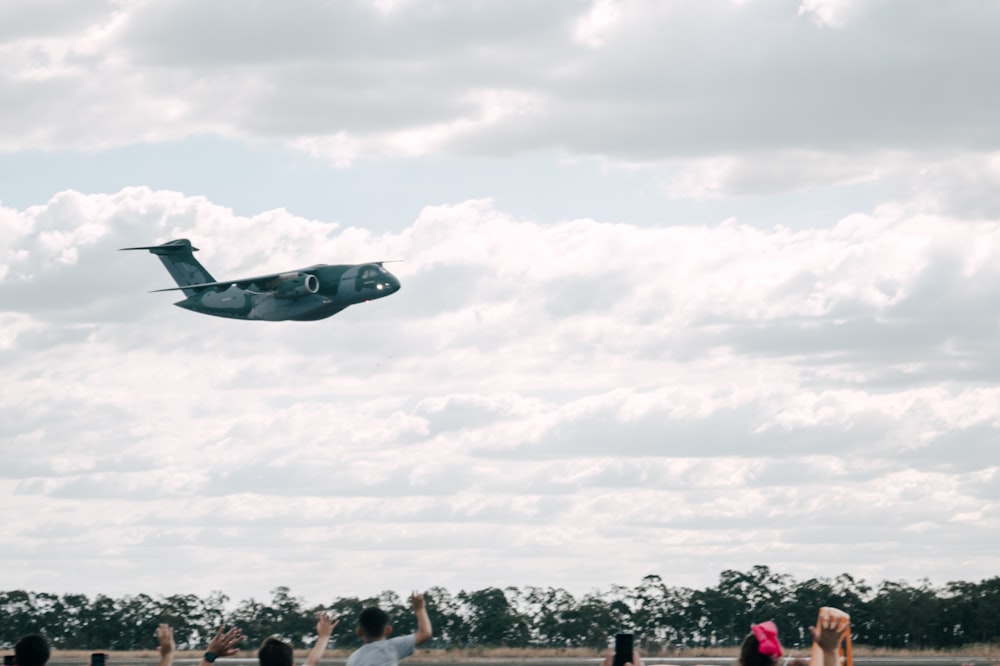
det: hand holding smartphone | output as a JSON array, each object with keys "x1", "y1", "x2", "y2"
[{"x1": 613, "y1": 633, "x2": 634, "y2": 666}]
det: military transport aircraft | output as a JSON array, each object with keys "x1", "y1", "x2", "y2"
[{"x1": 121, "y1": 239, "x2": 400, "y2": 321}]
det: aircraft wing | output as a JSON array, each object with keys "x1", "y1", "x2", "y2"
[{"x1": 148, "y1": 268, "x2": 319, "y2": 293}]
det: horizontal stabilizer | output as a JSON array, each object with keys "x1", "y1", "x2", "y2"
[
  {"x1": 120, "y1": 239, "x2": 200, "y2": 255},
  {"x1": 120, "y1": 238, "x2": 214, "y2": 296}
]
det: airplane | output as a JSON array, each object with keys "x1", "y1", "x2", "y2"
[{"x1": 121, "y1": 238, "x2": 401, "y2": 321}]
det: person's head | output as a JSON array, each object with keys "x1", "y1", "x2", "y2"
[
  {"x1": 258, "y1": 637, "x2": 293, "y2": 666},
  {"x1": 357, "y1": 607, "x2": 391, "y2": 642},
  {"x1": 738, "y1": 622, "x2": 782, "y2": 666},
  {"x1": 14, "y1": 635, "x2": 50, "y2": 666}
]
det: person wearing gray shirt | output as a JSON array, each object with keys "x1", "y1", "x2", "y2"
[{"x1": 346, "y1": 592, "x2": 432, "y2": 666}]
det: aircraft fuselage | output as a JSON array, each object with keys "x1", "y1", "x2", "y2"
[{"x1": 176, "y1": 263, "x2": 400, "y2": 321}]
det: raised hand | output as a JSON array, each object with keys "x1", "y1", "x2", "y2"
[
  {"x1": 316, "y1": 611, "x2": 340, "y2": 639},
  {"x1": 156, "y1": 624, "x2": 176, "y2": 658},
  {"x1": 206, "y1": 626, "x2": 244, "y2": 658},
  {"x1": 810, "y1": 614, "x2": 847, "y2": 651}
]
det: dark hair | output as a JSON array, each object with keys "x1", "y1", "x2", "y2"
[
  {"x1": 258, "y1": 637, "x2": 293, "y2": 666},
  {"x1": 358, "y1": 607, "x2": 390, "y2": 639},
  {"x1": 738, "y1": 633, "x2": 777, "y2": 666},
  {"x1": 15, "y1": 635, "x2": 50, "y2": 666}
]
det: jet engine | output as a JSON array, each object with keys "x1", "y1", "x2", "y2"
[{"x1": 274, "y1": 273, "x2": 320, "y2": 298}]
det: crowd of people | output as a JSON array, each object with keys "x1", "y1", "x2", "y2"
[{"x1": 8, "y1": 594, "x2": 850, "y2": 666}]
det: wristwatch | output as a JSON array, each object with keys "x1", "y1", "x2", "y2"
[{"x1": 204, "y1": 653, "x2": 217, "y2": 663}]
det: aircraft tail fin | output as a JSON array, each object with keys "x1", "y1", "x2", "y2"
[{"x1": 120, "y1": 238, "x2": 216, "y2": 297}]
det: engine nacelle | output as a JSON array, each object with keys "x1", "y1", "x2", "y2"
[{"x1": 274, "y1": 273, "x2": 320, "y2": 298}]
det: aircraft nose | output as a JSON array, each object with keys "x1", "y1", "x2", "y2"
[{"x1": 373, "y1": 273, "x2": 400, "y2": 294}]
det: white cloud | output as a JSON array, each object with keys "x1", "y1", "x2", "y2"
[
  {"x1": 574, "y1": 0, "x2": 625, "y2": 48},
  {"x1": 2, "y1": 188, "x2": 999, "y2": 598},
  {"x1": 798, "y1": 0, "x2": 861, "y2": 28},
  {"x1": 294, "y1": 89, "x2": 540, "y2": 166},
  {"x1": 661, "y1": 152, "x2": 886, "y2": 199},
  {"x1": 654, "y1": 149, "x2": 1000, "y2": 224},
  {"x1": 2, "y1": 0, "x2": 999, "y2": 605},
  {"x1": 292, "y1": 132, "x2": 363, "y2": 168},
  {"x1": 1, "y1": 0, "x2": 998, "y2": 173}
]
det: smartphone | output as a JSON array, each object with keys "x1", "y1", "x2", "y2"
[
  {"x1": 613, "y1": 633, "x2": 634, "y2": 666},
  {"x1": 90, "y1": 653, "x2": 107, "y2": 666}
]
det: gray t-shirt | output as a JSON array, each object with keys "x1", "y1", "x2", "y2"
[{"x1": 346, "y1": 635, "x2": 416, "y2": 666}]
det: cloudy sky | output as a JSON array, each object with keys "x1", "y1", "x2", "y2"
[{"x1": 3, "y1": 0, "x2": 1000, "y2": 607}]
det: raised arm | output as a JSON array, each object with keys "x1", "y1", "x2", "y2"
[
  {"x1": 810, "y1": 615, "x2": 847, "y2": 666},
  {"x1": 410, "y1": 592, "x2": 432, "y2": 646},
  {"x1": 156, "y1": 624, "x2": 176, "y2": 666},
  {"x1": 305, "y1": 612, "x2": 340, "y2": 666},
  {"x1": 200, "y1": 626, "x2": 244, "y2": 666}
]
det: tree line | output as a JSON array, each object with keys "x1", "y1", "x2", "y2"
[{"x1": 2, "y1": 566, "x2": 999, "y2": 652}]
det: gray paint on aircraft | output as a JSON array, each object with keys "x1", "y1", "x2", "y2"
[{"x1": 121, "y1": 239, "x2": 400, "y2": 322}]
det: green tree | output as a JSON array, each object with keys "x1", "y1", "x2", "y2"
[
  {"x1": 629, "y1": 575, "x2": 693, "y2": 651},
  {"x1": 159, "y1": 593, "x2": 213, "y2": 649},
  {"x1": 31, "y1": 593, "x2": 69, "y2": 646},
  {"x1": 113, "y1": 594, "x2": 160, "y2": 649},
  {"x1": 519, "y1": 586, "x2": 577, "y2": 647},
  {"x1": 231, "y1": 586, "x2": 314, "y2": 646},
  {"x1": 457, "y1": 587, "x2": 530, "y2": 646},
  {"x1": 0, "y1": 591, "x2": 40, "y2": 646},
  {"x1": 72, "y1": 594, "x2": 118, "y2": 649},
  {"x1": 555, "y1": 591, "x2": 629, "y2": 649},
  {"x1": 869, "y1": 579, "x2": 942, "y2": 648},
  {"x1": 424, "y1": 586, "x2": 469, "y2": 647}
]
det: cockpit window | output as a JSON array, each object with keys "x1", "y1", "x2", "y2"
[{"x1": 360, "y1": 266, "x2": 381, "y2": 280}]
